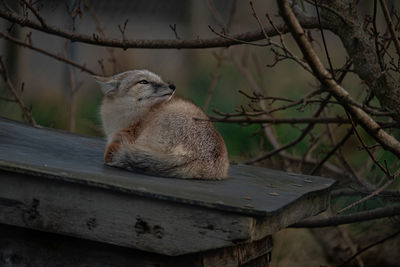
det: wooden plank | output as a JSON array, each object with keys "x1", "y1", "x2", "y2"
[
  {"x1": 0, "y1": 223, "x2": 272, "y2": 267},
  {"x1": 0, "y1": 117, "x2": 335, "y2": 217},
  {"x1": 0, "y1": 169, "x2": 328, "y2": 256},
  {"x1": 0, "y1": 170, "x2": 253, "y2": 255},
  {"x1": 0, "y1": 117, "x2": 336, "y2": 255}
]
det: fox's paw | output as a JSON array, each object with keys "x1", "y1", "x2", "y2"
[{"x1": 104, "y1": 141, "x2": 120, "y2": 163}]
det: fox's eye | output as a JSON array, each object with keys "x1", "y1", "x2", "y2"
[{"x1": 138, "y1": 80, "x2": 149, "y2": 84}]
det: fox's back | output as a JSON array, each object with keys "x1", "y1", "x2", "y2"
[{"x1": 136, "y1": 97, "x2": 228, "y2": 177}]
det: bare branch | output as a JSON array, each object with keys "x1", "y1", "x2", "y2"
[
  {"x1": 117, "y1": 18, "x2": 128, "y2": 44},
  {"x1": 203, "y1": 0, "x2": 225, "y2": 29},
  {"x1": 209, "y1": 116, "x2": 350, "y2": 124},
  {"x1": 326, "y1": 119, "x2": 372, "y2": 188},
  {"x1": 0, "y1": 31, "x2": 98, "y2": 75},
  {"x1": 0, "y1": 57, "x2": 36, "y2": 126},
  {"x1": 339, "y1": 230, "x2": 400, "y2": 267},
  {"x1": 246, "y1": 94, "x2": 332, "y2": 164},
  {"x1": 249, "y1": 1, "x2": 270, "y2": 42},
  {"x1": 208, "y1": 25, "x2": 269, "y2": 47},
  {"x1": 202, "y1": 0, "x2": 237, "y2": 111},
  {"x1": 332, "y1": 188, "x2": 400, "y2": 198},
  {"x1": 313, "y1": 0, "x2": 335, "y2": 77},
  {"x1": 309, "y1": 128, "x2": 353, "y2": 175},
  {"x1": 83, "y1": 0, "x2": 118, "y2": 74},
  {"x1": 277, "y1": 0, "x2": 400, "y2": 158},
  {"x1": 292, "y1": 204, "x2": 400, "y2": 227},
  {"x1": 311, "y1": 0, "x2": 400, "y2": 120},
  {"x1": 0, "y1": 7, "x2": 320, "y2": 49},
  {"x1": 379, "y1": 0, "x2": 400, "y2": 60},
  {"x1": 20, "y1": 0, "x2": 47, "y2": 28},
  {"x1": 347, "y1": 112, "x2": 394, "y2": 178},
  {"x1": 338, "y1": 179, "x2": 396, "y2": 214}
]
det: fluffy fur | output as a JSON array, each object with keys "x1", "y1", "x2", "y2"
[{"x1": 95, "y1": 69, "x2": 229, "y2": 179}]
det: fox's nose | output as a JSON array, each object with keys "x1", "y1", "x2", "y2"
[{"x1": 169, "y1": 84, "x2": 176, "y2": 90}]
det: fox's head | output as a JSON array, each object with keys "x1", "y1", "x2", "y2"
[
  {"x1": 94, "y1": 69, "x2": 176, "y2": 106},
  {"x1": 96, "y1": 69, "x2": 176, "y2": 142}
]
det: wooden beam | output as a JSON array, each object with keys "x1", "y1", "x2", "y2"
[{"x1": 0, "y1": 223, "x2": 272, "y2": 267}]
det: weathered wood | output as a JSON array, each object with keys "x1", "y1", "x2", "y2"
[
  {"x1": 0, "y1": 223, "x2": 272, "y2": 267},
  {"x1": 0, "y1": 117, "x2": 336, "y2": 256},
  {"x1": 0, "y1": 170, "x2": 254, "y2": 256}
]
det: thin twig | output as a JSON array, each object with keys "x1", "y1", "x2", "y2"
[
  {"x1": 249, "y1": 1, "x2": 270, "y2": 42},
  {"x1": 314, "y1": 0, "x2": 335, "y2": 78},
  {"x1": 209, "y1": 116, "x2": 350, "y2": 124},
  {"x1": 379, "y1": 0, "x2": 400, "y2": 60},
  {"x1": 168, "y1": 24, "x2": 180, "y2": 40},
  {"x1": 332, "y1": 188, "x2": 400, "y2": 198},
  {"x1": 246, "y1": 94, "x2": 332, "y2": 164},
  {"x1": 372, "y1": 0, "x2": 385, "y2": 70},
  {"x1": 263, "y1": 13, "x2": 312, "y2": 73},
  {"x1": 339, "y1": 230, "x2": 400, "y2": 267},
  {"x1": 0, "y1": 57, "x2": 37, "y2": 126},
  {"x1": 326, "y1": 119, "x2": 371, "y2": 187},
  {"x1": 338, "y1": 179, "x2": 395, "y2": 214},
  {"x1": 20, "y1": 0, "x2": 47, "y2": 28},
  {"x1": 347, "y1": 111, "x2": 392, "y2": 178},
  {"x1": 118, "y1": 18, "x2": 128, "y2": 44},
  {"x1": 83, "y1": 0, "x2": 118, "y2": 74},
  {"x1": 292, "y1": 204, "x2": 400, "y2": 227},
  {"x1": 203, "y1": 50, "x2": 224, "y2": 111},
  {"x1": 238, "y1": 89, "x2": 294, "y2": 103},
  {"x1": 0, "y1": 31, "x2": 97, "y2": 75},
  {"x1": 203, "y1": 0, "x2": 237, "y2": 111},
  {"x1": 203, "y1": 0, "x2": 225, "y2": 29},
  {"x1": 231, "y1": 52, "x2": 284, "y2": 153},
  {"x1": 310, "y1": 128, "x2": 353, "y2": 175}
]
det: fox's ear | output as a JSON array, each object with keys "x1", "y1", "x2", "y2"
[{"x1": 93, "y1": 75, "x2": 120, "y2": 96}]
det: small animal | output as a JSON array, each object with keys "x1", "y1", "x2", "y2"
[{"x1": 94, "y1": 69, "x2": 229, "y2": 179}]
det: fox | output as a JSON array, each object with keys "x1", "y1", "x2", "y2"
[{"x1": 94, "y1": 69, "x2": 229, "y2": 179}]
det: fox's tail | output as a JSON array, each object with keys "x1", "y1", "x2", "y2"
[{"x1": 107, "y1": 145, "x2": 205, "y2": 179}]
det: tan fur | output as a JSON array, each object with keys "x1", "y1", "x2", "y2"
[{"x1": 95, "y1": 69, "x2": 229, "y2": 179}]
